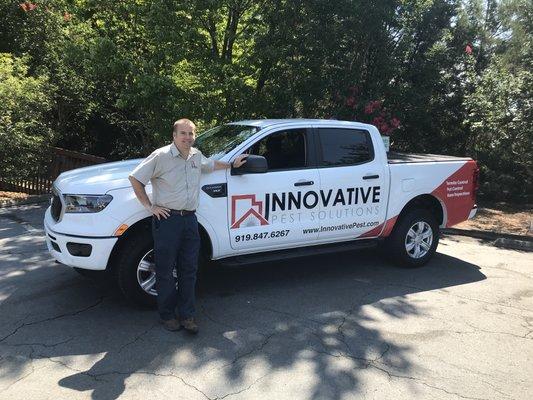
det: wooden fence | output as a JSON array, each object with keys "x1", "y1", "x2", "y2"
[{"x1": 0, "y1": 147, "x2": 107, "y2": 195}]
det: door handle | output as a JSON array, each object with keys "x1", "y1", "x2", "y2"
[
  {"x1": 294, "y1": 180, "x2": 314, "y2": 187},
  {"x1": 363, "y1": 174, "x2": 379, "y2": 180}
]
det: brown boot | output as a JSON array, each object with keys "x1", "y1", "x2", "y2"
[
  {"x1": 180, "y1": 318, "x2": 199, "y2": 334},
  {"x1": 161, "y1": 318, "x2": 181, "y2": 332}
]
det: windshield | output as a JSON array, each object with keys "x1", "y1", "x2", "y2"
[{"x1": 194, "y1": 124, "x2": 260, "y2": 159}]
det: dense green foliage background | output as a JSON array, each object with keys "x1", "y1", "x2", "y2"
[{"x1": 0, "y1": 0, "x2": 531, "y2": 200}]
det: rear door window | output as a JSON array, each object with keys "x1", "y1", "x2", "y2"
[{"x1": 317, "y1": 128, "x2": 374, "y2": 167}]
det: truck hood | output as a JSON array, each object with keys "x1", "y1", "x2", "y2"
[{"x1": 54, "y1": 159, "x2": 143, "y2": 194}]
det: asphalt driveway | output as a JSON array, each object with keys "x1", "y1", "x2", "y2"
[{"x1": 0, "y1": 204, "x2": 532, "y2": 399}]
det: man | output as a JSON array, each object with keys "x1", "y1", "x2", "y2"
[{"x1": 128, "y1": 118, "x2": 247, "y2": 333}]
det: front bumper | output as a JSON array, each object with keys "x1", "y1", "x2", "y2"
[{"x1": 44, "y1": 221, "x2": 118, "y2": 271}]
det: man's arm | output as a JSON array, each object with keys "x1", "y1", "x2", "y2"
[
  {"x1": 213, "y1": 154, "x2": 248, "y2": 170},
  {"x1": 128, "y1": 176, "x2": 170, "y2": 220}
]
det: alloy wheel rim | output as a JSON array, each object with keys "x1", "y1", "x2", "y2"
[
  {"x1": 136, "y1": 249, "x2": 178, "y2": 296},
  {"x1": 137, "y1": 249, "x2": 157, "y2": 296},
  {"x1": 405, "y1": 221, "x2": 433, "y2": 259}
]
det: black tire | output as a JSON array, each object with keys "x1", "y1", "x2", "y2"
[
  {"x1": 114, "y1": 228, "x2": 211, "y2": 307},
  {"x1": 115, "y1": 229, "x2": 157, "y2": 307},
  {"x1": 384, "y1": 208, "x2": 440, "y2": 268}
]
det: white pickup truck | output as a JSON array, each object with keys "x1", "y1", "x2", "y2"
[{"x1": 44, "y1": 119, "x2": 479, "y2": 305}]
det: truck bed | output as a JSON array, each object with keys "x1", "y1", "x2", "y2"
[{"x1": 387, "y1": 151, "x2": 471, "y2": 164}]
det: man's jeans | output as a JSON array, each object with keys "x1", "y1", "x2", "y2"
[{"x1": 152, "y1": 214, "x2": 200, "y2": 321}]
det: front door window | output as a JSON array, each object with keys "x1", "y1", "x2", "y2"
[{"x1": 248, "y1": 129, "x2": 307, "y2": 171}]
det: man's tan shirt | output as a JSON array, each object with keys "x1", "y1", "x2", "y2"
[{"x1": 129, "y1": 143, "x2": 214, "y2": 211}]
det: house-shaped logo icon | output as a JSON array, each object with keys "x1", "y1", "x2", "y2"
[{"x1": 231, "y1": 194, "x2": 269, "y2": 229}]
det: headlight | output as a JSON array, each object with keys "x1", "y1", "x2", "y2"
[{"x1": 63, "y1": 194, "x2": 113, "y2": 213}]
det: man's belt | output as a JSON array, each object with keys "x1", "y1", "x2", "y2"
[{"x1": 169, "y1": 209, "x2": 196, "y2": 216}]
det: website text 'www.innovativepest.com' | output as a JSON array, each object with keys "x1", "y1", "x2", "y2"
[{"x1": 303, "y1": 221, "x2": 380, "y2": 235}]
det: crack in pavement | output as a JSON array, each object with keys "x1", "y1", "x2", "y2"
[
  {"x1": 246, "y1": 303, "x2": 323, "y2": 327},
  {"x1": 369, "y1": 363, "x2": 490, "y2": 400},
  {"x1": 316, "y1": 343, "x2": 509, "y2": 400},
  {"x1": 200, "y1": 304, "x2": 242, "y2": 331},
  {"x1": 244, "y1": 294, "x2": 382, "y2": 371},
  {"x1": 378, "y1": 280, "x2": 533, "y2": 314},
  {"x1": 313, "y1": 348, "x2": 370, "y2": 369},
  {"x1": 372, "y1": 344, "x2": 391, "y2": 363},
  {"x1": 204, "y1": 331, "x2": 277, "y2": 376},
  {"x1": 419, "y1": 354, "x2": 497, "y2": 380},
  {"x1": 464, "y1": 321, "x2": 533, "y2": 341},
  {"x1": 407, "y1": 311, "x2": 532, "y2": 340},
  {"x1": 39, "y1": 356, "x2": 215, "y2": 400},
  {"x1": 333, "y1": 290, "x2": 379, "y2": 361},
  {"x1": 309, "y1": 298, "x2": 495, "y2": 400},
  {"x1": 117, "y1": 324, "x2": 157, "y2": 353},
  {"x1": 23, "y1": 333, "x2": 270, "y2": 400},
  {"x1": 300, "y1": 291, "x2": 388, "y2": 368},
  {"x1": 0, "y1": 297, "x2": 104, "y2": 343},
  {"x1": 479, "y1": 379, "x2": 513, "y2": 399},
  {"x1": 417, "y1": 354, "x2": 515, "y2": 398},
  {"x1": 216, "y1": 372, "x2": 270, "y2": 399},
  {"x1": 311, "y1": 329, "x2": 392, "y2": 368},
  {"x1": 481, "y1": 304, "x2": 533, "y2": 320},
  {"x1": 220, "y1": 331, "x2": 276, "y2": 368},
  {"x1": 246, "y1": 287, "x2": 377, "y2": 336},
  {"x1": 5, "y1": 337, "x2": 75, "y2": 349},
  {"x1": 73, "y1": 368, "x2": 271, "y2": 400}
]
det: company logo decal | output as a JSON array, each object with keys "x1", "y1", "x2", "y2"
[{"x1": 231, "y1": 194, "x2": 269, "y2": 229}]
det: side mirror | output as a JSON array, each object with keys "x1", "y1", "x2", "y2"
[{"x1": 231, "y1": 155, "x2": 268, "y2": 175}]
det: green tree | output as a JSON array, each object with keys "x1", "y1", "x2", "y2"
[
  {"x1": 464, "y1": 0, "x2": 532, "y2": 200},
  {"x1": 0, "y1": 53, "x2": 53, "y2": 178}
]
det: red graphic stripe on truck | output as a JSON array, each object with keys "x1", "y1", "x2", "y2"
[
  {"x1": 431, "y1": 160, "x2": 477, "y2": 227},
  {"x1": 357, "y1": 215, "x2": 398, "y2": 238},
  {"x1": 357, "y1": 160, "x2": 477, "y2": 238}
]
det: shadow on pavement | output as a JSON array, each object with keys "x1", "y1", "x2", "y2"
[{"x1": 0, "y1": 210, "x2": 486, "y2": 400}]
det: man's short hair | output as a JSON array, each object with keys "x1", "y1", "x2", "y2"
[{"x1": 173, "y1": 118, "x2": 196, "y2": 135}]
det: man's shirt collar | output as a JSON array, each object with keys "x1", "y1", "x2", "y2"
[{"x1": 170, "y1": 143, "x2": 198, "y2": 159}]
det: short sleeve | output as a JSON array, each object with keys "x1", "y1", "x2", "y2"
[
  {"x1": 199, "y1": 151, "x2": 215, "y2": 173},
  {"x1": 130, "y1": 150, "x2": 159, "y2": 185}
]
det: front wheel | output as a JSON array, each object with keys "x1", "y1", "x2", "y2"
[
  {"x1": 384, "y1": 209, "x2": 440, "y2": 267},
  {"x1": 115, "y1": 229, "x2": 158, "y2": 307},
  {"x1": 114, "y1": 228, "x2": 210, "y2": 307}
]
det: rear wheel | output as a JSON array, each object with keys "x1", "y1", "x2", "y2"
[{"x1": 385, "y1": 209, "x2": 439, "y2": 267}]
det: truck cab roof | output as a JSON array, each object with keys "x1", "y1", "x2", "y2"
[{"x1": 229, "y1": 119, "x2": 376, "y2": 131}]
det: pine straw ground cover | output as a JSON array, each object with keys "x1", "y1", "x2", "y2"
[
  {"x1": 0, "y1": 190, "x2": 31, "y2": 202},
  {"x1": 454, "y1": 202, "x2": 532, "y2": 236}
]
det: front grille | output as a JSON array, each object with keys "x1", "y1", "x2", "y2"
[{"x1": 51, "y1": 193, "x2": 62, "y2": 221}]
